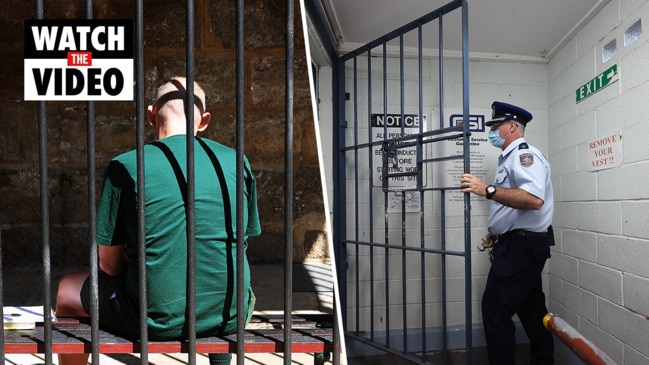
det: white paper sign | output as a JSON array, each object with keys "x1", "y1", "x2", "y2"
[
  {"x1": 587, "y1": 133, "x2": 622, "y2": 171},
  {"x1": 371, "y1": 113, "x2": 426, "y2": 189}
]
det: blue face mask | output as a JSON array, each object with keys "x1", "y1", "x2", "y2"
[{"x1": 488, "y1": 129, "x2": 505, "y2": 148}]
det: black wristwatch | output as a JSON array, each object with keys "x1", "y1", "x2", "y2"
[{"x1": 486, "y1": 185, "x2": 496, "y2": 200}]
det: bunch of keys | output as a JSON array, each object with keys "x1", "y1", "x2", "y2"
[
  {"x1": 479, "y1": 236, "x2": 493, "y2": 250},
  {"x1": 479, "y1": 236, "x2": 494, "y2": 262}
]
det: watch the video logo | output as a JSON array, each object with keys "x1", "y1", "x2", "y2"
[{"x1": 24, "y1": 19, "x2": 133, "y2": 101}]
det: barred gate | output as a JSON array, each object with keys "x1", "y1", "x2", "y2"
[
  {"x1": 332, "y1": 1, "x2": 473, "y2": 363},
  {"x1": 0, "y1": 1, "x2": 339, "y2": 365}
]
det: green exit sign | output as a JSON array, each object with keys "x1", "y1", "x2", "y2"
[{"x1": 576, "y1": 64, "x2": 618, "y2": 103}]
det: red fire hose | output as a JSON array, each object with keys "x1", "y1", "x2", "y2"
[{"x1": 543, "y1": 313, "x2": 619, "y2": 365}]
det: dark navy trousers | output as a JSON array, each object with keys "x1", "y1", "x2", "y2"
[{"x1": 482, "y1": 234, "x2": 555, "y2": 365}]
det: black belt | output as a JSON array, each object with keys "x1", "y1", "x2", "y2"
[{"x1": 496, "y1": 229, "x2": 547, "y2": 241}]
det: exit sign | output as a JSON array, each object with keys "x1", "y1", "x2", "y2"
[{"x1": 576, "y1": 64, "x2": 618, "y2": 103}]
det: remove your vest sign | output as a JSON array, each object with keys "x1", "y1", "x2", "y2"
[{"x1": 24, "y1": 19, "x2": 133, "y2": 101}]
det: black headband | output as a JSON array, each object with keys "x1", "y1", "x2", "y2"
[{"x1": 154, "y1": 89, "x2": 205, "y2": 115}]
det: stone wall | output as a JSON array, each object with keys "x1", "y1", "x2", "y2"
[{"x1": 0, "y1": 0, "x2": 327, "y2": 268}]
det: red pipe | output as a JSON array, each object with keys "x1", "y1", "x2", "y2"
[{"x1": 543, "y1": 313, "x2": 619, "y2": 365}]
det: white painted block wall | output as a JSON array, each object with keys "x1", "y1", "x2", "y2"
[{"x1": 548, "y1": 0, "x2": 649, "y2": 363}]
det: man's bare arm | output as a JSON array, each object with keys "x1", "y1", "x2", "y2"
[{"x1": 99, "y1": 244, "x2": 127, "y2": 276}]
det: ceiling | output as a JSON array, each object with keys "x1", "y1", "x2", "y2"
[{"x1": 309, "y1": 0, "x2": 611, "y2": 63}]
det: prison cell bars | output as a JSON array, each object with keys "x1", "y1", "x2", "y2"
[
  {"x1": 135, "y1": 0, "x2": 148, "y2": 363},
  {"x1": 284, "y1": 1, "x2": 295, "y2": 363},
  {"x1": 334, "y1": 0, "x2": 472, "y2": 363},
  {"x1": 185, "y1": 0, "x2": 197, "y2": 361},
  {"x1": 36, "y1": 0, "x2": 55, "y2": 364},
  {"x1": 234, "y1": 0, "x2": 246, "y2": 363},
  {"x1": 0, "y1": 0, "x2": 315, "y2": 364},
  {"x1": 84, "y1": 0, "x2": 102, "y2": 364}
]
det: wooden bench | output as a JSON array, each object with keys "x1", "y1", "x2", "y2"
[{"x1": 3, "y1": 313, "x2": 334, "y2": 364}]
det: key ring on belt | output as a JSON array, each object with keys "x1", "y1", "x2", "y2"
[
  {"x1": 478, "y1": 236, "x2": 494, "y2": 251},
  {"x1": 478, "y1": 235, "x2": 496, "y2": 263}
]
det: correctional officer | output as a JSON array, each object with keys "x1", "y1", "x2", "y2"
[{"x1": 460, "y1": 101, "x2": 555, "y2": 364}]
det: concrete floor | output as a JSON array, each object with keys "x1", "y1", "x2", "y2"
[{"x1": 347, "y1": 344, "x2": 573, "y2": 365}]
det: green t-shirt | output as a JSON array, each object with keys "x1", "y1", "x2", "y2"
[{"x1": 96, "y1": 135, "x2": 261, "y2": 340}]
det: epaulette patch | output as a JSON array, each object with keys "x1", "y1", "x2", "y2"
[
  {"x1": 518, "y1": 142, "x2": 529, "y2": 150},
  {"x1": 519, "y1": 153, "x2": 534, "y2": 167}
]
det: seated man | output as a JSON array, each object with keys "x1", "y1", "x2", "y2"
[{"x1": 56, "y1": 76, "x2": 261, "y2": 365}]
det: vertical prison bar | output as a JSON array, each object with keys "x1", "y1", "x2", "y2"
[
  {"x1": 461, "y1": 3, "x2": 473, "y2": 363},
  {"x1": 35, "y1": 0, "x2": 54, "y2": 363},
  {"x1": 0, "y1": 0, "x2": 306, "y2": 364},
  {"x1": 284, "y1": 0, "x2": 295, "y2": 363},
  {"x1": 135, "y1": 0, "x2": 149, "y2": 363},
  {"x1": 335, "y1": 0, "x2": 472, "y2": 363},
  {"x1": 184, "y1": 0, "x2": 197, "y2": 362},
  {"x1": 235, "y1": 0, "x2": 246, "y2": 362},
  {"x1": 83, "y1": 0, "x2": 102, "y2": 363}
]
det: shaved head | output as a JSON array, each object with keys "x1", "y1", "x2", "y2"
[
  {"x1": 153, "y1": 76, "x2": 207, "y2": 115},
  {"x1": 147, "y1": 76, "x2": 212, "y2": 139}
]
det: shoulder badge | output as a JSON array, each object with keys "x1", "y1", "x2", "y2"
[
  {"x1": 519, "y1": 153, "x2": 534, "y2": 167},
  {"x1": 518, "y1": 142, "x2": 529, "y2": 150}
]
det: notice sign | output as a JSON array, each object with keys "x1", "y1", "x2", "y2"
[
  {"x1": 24, "y1": 19, "x2": 133, "y2": 101},
  {"x1": 372, "y1": 113, "x2": 426, "y2": 189},
  {"x1": 587, "y1": 133, "x2": 621, "y2": 171},
  {"x1": 432, "y1": 109, "x2": 500, "y2": 216}
]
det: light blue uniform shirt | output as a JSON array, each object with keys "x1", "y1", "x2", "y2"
[{"x1": 488, "y1": 138, "x2": 554, "y2": 235}]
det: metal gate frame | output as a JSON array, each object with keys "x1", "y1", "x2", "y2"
[
  {"x1": 0, "y1": 1, "x2": 334, "y2": 365},
  {"x1": 332, "y1": 1, "x2": 472, "y2": 363}
]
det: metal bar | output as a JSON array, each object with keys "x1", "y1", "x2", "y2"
[
  {"x1": 235, "y1": 0, "x2": 246, "y2": 362},
  {"x1": 398, "y1": 33, "x2": 408, "y2": 356},
  {"x1": 332, "y1": 57, "x2": 347, "y2": 326},
  {"x1": 461, "y1": 2, "x2": 473, "y2": 363},
  {"x1": 380, "y1": 42, "x2": 388, "y2": 194},
  {"x1": 352, "y1": 56, "x2": 360, "y2": 337},
  {"x1": 382, "y1": 41, "x2": 390, "y2": 348},
  {"x1": 284, "y1": 0, "x2": 295, "y2": 363},
  {"x1": 0, "y1": 211, "x2": 3, "y2": 364},
  {"x1": 367, "y1": 50, "x2": 375, "y2": 342},
  {"x1": 83, "y1": 2, "x2": 101, "y2": 365},
  {"x1": 39, "y1": 100, "x2": 53, "y2": 365},
  {"x1": 440, "y1": 188, "x2": 448, "y2": 363},
  {"x1": 346, "y1": 332, "x2": 433, "y2": 364},
  {"x1": 400, "y1": 190, "x2": 407, "y2": 355},
  {"x1": 332, "y1": 296, "x2": 341, "y2": 365},
  {"x1": 438, "y1": 12, "x2": 449, "y2": 364},
  {"x1": 341, "y1": 126, "x2": 465, "y2": 151},
  {"x1": 417, "y1": 22, "x2": 427, "y2": 364},
  {"x1": 135, "y1": 0, "x2": 148, "y2": 363},
  {"x1": 185, "y1": 1, "x2": 197, "y2": 363},
  {"x1": 33, "y1": 2, "x2": 53, "y2": 364},
  {"x1": 544, "y1": 314, "x2": 619, "y2": 365},
  {"x1": 86, "y1": 93, "x2": 100, "y2": 365},
  {"x1": 343, "y1": 240, "x2": 466, "y2": 256}
]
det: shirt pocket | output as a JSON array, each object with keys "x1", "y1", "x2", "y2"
[{"x1": 494, "y1": 168, "x2": 509, "y2": 186}]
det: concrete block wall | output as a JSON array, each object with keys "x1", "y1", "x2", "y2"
[{"x1": 547, "y1": 0, "x2": 649, "y2": 363}]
